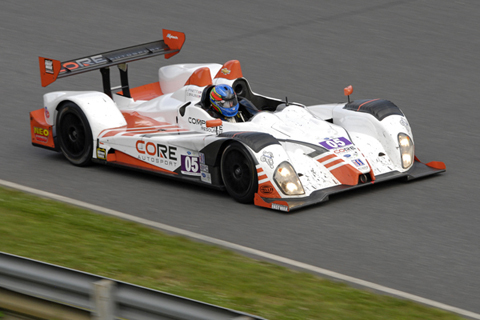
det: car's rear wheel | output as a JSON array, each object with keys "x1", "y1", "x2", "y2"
[
  {"x1": 220, "y1": 142, "x2": 258, "y2": 203},
  {"x1": 56, "y1": 102, "x2": 93, "y2": 166}
]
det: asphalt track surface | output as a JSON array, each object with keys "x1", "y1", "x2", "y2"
[{"x1": 1, "y1": 0, "x2": 479, "y2": 316}]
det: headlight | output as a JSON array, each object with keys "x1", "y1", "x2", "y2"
[
  {"x1": 274, "y1": 162, "x2": 305, "y2": 195},
  {"x1": 398, "y1": 133, "x2": 414, "y2": 169}
]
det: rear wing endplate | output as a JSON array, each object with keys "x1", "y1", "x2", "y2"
[{"x1": 39, "y1": 29, "x2": 185, "y2": 97}]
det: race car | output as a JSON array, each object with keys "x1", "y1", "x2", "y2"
[{"x1": 30, "y1": 29, "x2": 446, "y2": 212}]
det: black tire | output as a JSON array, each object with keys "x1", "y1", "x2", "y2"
[
  {"x1": 220, "y1": 142, "x2": 258, "y2": 203},
  {"x1": 56, "y1": 102, "x2": 93, "y2": 166}
]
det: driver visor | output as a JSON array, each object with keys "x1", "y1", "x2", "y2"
[{"x1": 217, "y1": 96, "x2": 238, "y2": 109}]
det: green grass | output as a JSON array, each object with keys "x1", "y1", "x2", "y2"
[{"x1": 0, "y1": 187, "x2": 463, "y2": 320}]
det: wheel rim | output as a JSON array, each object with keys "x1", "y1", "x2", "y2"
[
  {"x1": 223, "y1": 148, "x2": 253, "y2": 197},
  {"x1": 60, "y1": 113, "x2": 86, "y2": 156}
]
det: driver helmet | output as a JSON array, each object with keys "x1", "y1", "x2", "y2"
[{"x1": 210, "y1": 84, "x2": 239, "y2": 117}]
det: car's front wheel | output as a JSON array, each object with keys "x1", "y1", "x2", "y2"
[
  {"x1": 56, "y1": 102, "x2": 93, "y2": 166},
  {"x1": 220, "y1": 142, "x2": 258, "y2": 203}
]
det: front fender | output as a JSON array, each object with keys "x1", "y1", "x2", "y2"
[{"x1": 332, "y1": 100, "x2": 414, "y2": 172}]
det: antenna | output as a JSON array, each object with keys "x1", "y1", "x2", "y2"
[{"x1": 285, "y1": 96, "x2": 289, "y2": 106}]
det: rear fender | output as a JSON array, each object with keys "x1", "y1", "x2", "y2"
[{"x1": 44, "y1": 91, "x2": 127, "y2": 140}]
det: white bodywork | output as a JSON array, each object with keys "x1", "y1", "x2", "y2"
[{"x1": 42, "y1": 62, "x2": 415, "y2": 209}]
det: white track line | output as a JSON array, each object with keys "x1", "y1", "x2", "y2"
[{"x1": 1, "y1": 178, "x2": 478, "y2": 319}]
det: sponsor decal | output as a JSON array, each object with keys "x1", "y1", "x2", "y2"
[
  {"x1": 221, "y1": 68, "x2": 231, "y2": 75},
  {"x1": 350, "y1": 158, "x2": 369, "y2": 171},
  {"x1": 351, "y1": 159, "x2": 365, "y2": 167},
  {"x1": 96, "y1": 148, "x2": 106, "y2": 160},
  {"x1": 199, "y1": 152, "x2": 205, "y2": 164},
  {"x1": 34, "y1": 136, "x2": 48, "y2": 143},
  {"x1": 271, "y1": 203, "x2": 289, "y2": 212},
  {"x1": 260, "y1": 185, "x2": 274, "y2": 194},
  {"x1": 34, "y1": 127, "x2": 49, "y2": 137},
  {"x1": 200, "y1": 164, "x2": 209, "y2": 173},
  {"x1": 44, "y1": 59, "x2": 54, "y2": 74},
  {"x1": 167, "y1": 33, "x2": 178, "y2": 39},
  {"x1": 34, "y1": 127, "x2": 49, "y2": 143},
  {"x1": 319, "y1": 137, "x2": 352, "y2": 150},
  {"x1": 188, "y1": 117, "x2": 223, "y2": 134},
  {"x1": 138, "y1": 155, "x2": 175, "y2": 166},
  {"x1": 135, "y1": 141, "x2": 177, "y2": 160},
  {"x1": 202, "y1": 126, "x2": 222, "y2": 134},
  {"x1": 44, "y1": 107, "x2": 50, "y2": 119},
  {"x1": 201, "y1": 172, "x2": 212, "y2": 184},
  {"x1": 333, "y1": 146, "x2": 356, "y2": 154},
  {"x1": 188, "y1": 117, "x2": 206, "y2": 126},
  {"x1": 343, "y1": 154, "x2": 351, "y2": 158},
  {"x1": 186, "y1": 88, "x2": 202, "y2": 99},
  {"x1": 181, "y1": 154, "x2": 200, "y2": 176},
  {"x1": 260, "y1": 151, "x2": 274, "y2": 169},
  {"x1": 400, "y1": 118, "x2": 410, "y2": 129},
  {"x1": 60, "y1": 55, "x2": 108, "y2": 73}
]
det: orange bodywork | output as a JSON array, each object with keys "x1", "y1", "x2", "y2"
[
  {"x1": 185, "y1": 67, "x2": 213, "y2": 87},
  {"x1": 106, "y1": 150, "x2": 177, "y2": 175},
  {"x1": 30, "y1": 108, "x2": 56, "y2": 150},
  {"x1": 256, "y1": 167, "x2": 282, "y2": 198},
  {"x1": 128, "y1": 82, "x2": 163, "y2": 101},
  {"x1": 214, "y1": 60, "x2": 243, "y2": 80},
  {"x1": 317, "y1": 154, "x2": 363, "y2": 186},
  {"x1": 254, "y1": 194, "x2": 290, "y2": 212}
]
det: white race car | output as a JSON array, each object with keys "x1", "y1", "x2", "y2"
[{"x1": 30, "y1": 29, "x2": 445, "y2": 212}]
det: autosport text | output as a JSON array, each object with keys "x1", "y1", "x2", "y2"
[
  {"x1": 138, "y1": 155, "x2": 176, "y2": 166},
  {"x1": 136, "y1": 141, "x2": 177, "y2": 160}
]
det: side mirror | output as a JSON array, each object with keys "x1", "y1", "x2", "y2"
[
  {"x1": 206, "y1": 119, "x2": 222, "y2": 127},
  {"x1": 344, "y1": 85, "x2": 353, "y2": 103}
]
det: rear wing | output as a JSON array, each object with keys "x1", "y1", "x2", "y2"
[{"x1": 39, "y1": 29, "x2": 185, "y2": 98}]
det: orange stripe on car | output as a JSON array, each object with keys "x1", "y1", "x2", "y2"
[
  {"x1": 121, "y1": 111, "x2": 172, "y2": 128},
  {"x1": 317, "y1": 153, "x2": 362, "y2": 185},
  {"x1": 107, "y1": 150, "x2": 177, "y2": 175},
  {"x1": 357, "y1": 99, "x2": 381, "y2": 111},
  {"x1": 323, "y1": 159, "x2": 345, "y2": 168}
]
